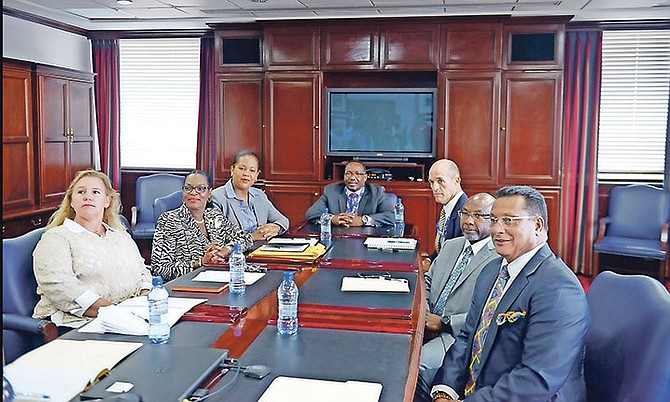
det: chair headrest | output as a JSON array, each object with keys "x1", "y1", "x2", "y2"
[
  {"x1": 2, "y1": 228, "x2": 47, "y2": 316},
  {"x1": 153, "y1": 190, "x2": 184, "y2": 222}
]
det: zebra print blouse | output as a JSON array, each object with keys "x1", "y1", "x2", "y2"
[{"x1": 151, "y1": 203, "x2": 253, "y2": 281}]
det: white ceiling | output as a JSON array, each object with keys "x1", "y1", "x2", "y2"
[{"x1": 3, "y1": 0, "x2": 670, "y2": 31}]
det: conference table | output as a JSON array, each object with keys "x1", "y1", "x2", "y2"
[{"x1": 63, "y1": 222, "x2": 426, "y2": 402}]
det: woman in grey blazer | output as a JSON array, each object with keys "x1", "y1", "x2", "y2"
[{"x1": 211, "y1": 150, "x2": 289, "y2": 241}]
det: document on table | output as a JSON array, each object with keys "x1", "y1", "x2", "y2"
[
  {"x1": 4, "y1": 339, "x2": 142, "y2": 402},
  {"x1": 267, "y1": 237, "x2": 318, "y2": 246},
  {"x1": 78, "y1": 296, "x2": 207, "y2": 335},
  {"x1": 192, "y1": 270, "x2": 266, "y2": 285},
  {"x1": 341, "y1": 276, "x2": 410, "y2": 293},
  {"x1": 257, "y1": 376, "x2": 382, "y2": 402},
  {"x1": 364, "y1": 237, "x2": 417, "y2": 250}
]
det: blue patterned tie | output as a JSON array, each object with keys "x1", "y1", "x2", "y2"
[
  {"x1": 435, "y1": 206, "x2": 447, "y2": 252},
  {"x1": 465, "y1": 264, "x2": 510, "y2": 396},
  {"x1": 434, "y1": 245, "x2": 472, "y2": 315},
  {"x1": 346, "y1": 192, "x2": 359, "y2": 213}
]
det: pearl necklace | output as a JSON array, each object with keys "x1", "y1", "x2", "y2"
[{"x1": 193, "y1": 217, "x2": 205, "y2": 224}]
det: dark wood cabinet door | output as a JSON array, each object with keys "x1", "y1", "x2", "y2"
[
  {"x1": 214, "y1": 73, "x2": 264, "y2": 186},
  {"x1": 441, "y1": 71, "x2": 500, "y2": 186},
  {"x1": 3, "y1": 63, "x2": 35, "y2": 211},
  {"x1": 68, "y1": 80, "x2": 96, "y2": 177},
  {"x1": 380, "y1": 24, "x2": 438, "y2": 70},
  {"x1": 384, "y1": 184, "x2": 437, "y2": 255},
  {"x1": 540, "y1": 188, "x2": 562, "y2": 256},
  {"x1": 265, "y1": 26, "x2": 320, "y2": 70},
  {"x1": 321, "y1": 26, "x2": 379, "y2": 70},
  {"x1": 499, "y1": 71, "x2": 562, "y2": 186},
  {"x1": 440, "y1": 22, "x2": 502, "y2": 70},
  {"x1": 264, "y1": 72, "x2": 321, "y2": 181},
  {"x1": 503, "y1": 23, "x2": 565, "y2": 70},
  {"x1": 264, "y1": 183, "x2": 322, "y2": 228}
]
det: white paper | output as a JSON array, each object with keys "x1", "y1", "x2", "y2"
[
  {"x1": 257, "y1": 376, "x2": 382, "y2": 402},
  {"x1": 341, "y1": 276, "x2": 410, "y2": 293},
  {"x1": 192, "y1": 270, "x2": 265, "y2": 285},
  {"x1": 364, "y1": 237, "x2": 417, "y2": 250},
  {"x1": 268, "y1": 237, "x2": 317, "y2": 246},
  {"x1": 78, "y1": 296, "x2": 207, "y2": 335}
]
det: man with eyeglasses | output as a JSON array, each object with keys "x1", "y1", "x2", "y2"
[
  {"x1": 425, "y1": 185, "x2": 589, "y2": 402},
  {"x1": 415, "y1": 193, "x2": 498, "y2": 402},
  {"x1": 423, "y1": 159, "x2": 468, "y2": 272},
  {"x1": 305, "y1": 161, "x2": 395, "y2": 227}
]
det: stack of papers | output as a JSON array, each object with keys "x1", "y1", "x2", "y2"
[
  {"x1": 248, "y1": 241, "x2": 327, "y2": 262},
  {"x1": 260, "y1": 237, "x2": 317, "y2": 252},
  {"x1": 341, "y1": 276, "x2": 410, "y2": 293},
  {"x1": 192, "y1": 270, "x2": 265, "y2": 285},
  {"x1": 4, "y1": 339, "x2": 142, "y2": 401},
  {"x1": 364, "y1": 237, "x2": 417, "y2": 250},
  {"x1": 258, "y1": 376, "x2": 382, "y2": 402},
  {"x1": 78, "y1": 296, "x2": 207, "y2": 335}
]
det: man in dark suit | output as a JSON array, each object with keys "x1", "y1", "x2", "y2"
[
  {"x1": 415, "y1": 193, "x2": 499, "y2": 400},
  {"x1": 425, "y1": 185, "x2": 589, "y2": 402},
  {"x1": 305, "y1": 161, "x2": 395, "y2": 226},
  {"x1": 422, "y1": 159, "x2": 468, "y2": 271}
]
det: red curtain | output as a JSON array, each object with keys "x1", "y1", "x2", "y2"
[
  {"x1": 561, "y1": 31, "x2": 602, "y2": 275},
  {"x1": 91, "y1": 38, "x2": 121, "y2": 190},
  {"x1": 196, "y1": 37, "x2": 215, "y2": 173}
]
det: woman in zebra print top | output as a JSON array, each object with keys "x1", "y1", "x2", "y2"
[{"x1": 151, "y1": 170, "x2": 252, "y2": 281}]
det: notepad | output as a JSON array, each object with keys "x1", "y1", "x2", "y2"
[
  {"x1": 364, "y1": 237, "x2": 417, "y2": 250},
  {"x1": 260, "y1": 243, "x2": 309, "y2": 252},
  {"x1": 258, "y1": 376, "x2": 382, "y2": 402},
  {"x1": 341, "y1": 276, "x2": 410, "y2": 293},
  {"x1": 268, "y1": 237, "x2": 318, "y2": 246},
  {"x1": 192, "y1": 270, "x2": 265, "y2": 285}
]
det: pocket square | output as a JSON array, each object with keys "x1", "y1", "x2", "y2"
[{"x1": 496, "y1": 310, "x2": 527, "y2": 326}]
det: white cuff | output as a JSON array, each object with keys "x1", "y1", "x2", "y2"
[
  {"x1": 430, "y1": 384, "x2": 459, "y2": 400},
  {"x1": 71, "y1": 289, "x2": 102, "y2": 317}
]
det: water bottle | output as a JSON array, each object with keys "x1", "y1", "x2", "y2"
[
  {"x1": 277, "y1": 271, "x2": 299, "y2": 335},
  {"x1": 229, "y1": 243, "x2": 246, "y2": 295},
  {"x1": 148, "y1": 276, "x2": 170, "y2": 344},
  {"x1": 393, "y1": 197, "x2": 405, "y2": 236},
  {"x1": 319, "y1": 207, "x2": 332, "y2": 242},
  {"x1": 3, "y1": 374, "x2": 15, "y2": 402}
]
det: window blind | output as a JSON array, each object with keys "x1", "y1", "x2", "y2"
[
  {"x1": 119, "y1": 38, "x2": 200, "y2": 169},
  {"x1": 597, "y1": 30, "x2": 670, "y2": 182}
]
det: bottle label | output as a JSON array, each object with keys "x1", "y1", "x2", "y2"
[{"x1": 278, "y1": 304, "x2": 297, "y2": 317}]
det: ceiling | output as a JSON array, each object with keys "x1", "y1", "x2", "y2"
[{"x1": 3, "y1": 0, "x2": 670, "y2": 31}]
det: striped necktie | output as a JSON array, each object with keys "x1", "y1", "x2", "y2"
[
  {"x1": 465, "y1": 264, "x2": 510, "y2": 396},
  {"x1": 434, "y1": 245, "x2": 472, "y2": 315},
  {"x1": 435, "y1": 206, "x2": 447, "y2": 253},
  {"x1": 346, "y1": 192, "x2": 359, "y2": 213}
]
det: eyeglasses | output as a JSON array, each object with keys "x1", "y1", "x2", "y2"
[
  {"x1": 344, "y1": 172, "x2": 367, "y2": 179},
  {"x1": 182, "y1": 185, "x2": 209, "y2": 194},
  {"x1": 458, "y1": 210, "x2": 491, "y2": 221},
  {"x1": 490, "y1": 215, "x2": 536, "y2": 226}
]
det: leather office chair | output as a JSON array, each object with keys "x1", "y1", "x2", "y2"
[
  {"x1": 2, "y1": 228, "x2": 58, "y2": 364},
  {"x1": 130, "y1": 173, "x2": 184, "y2": 239},
  {"x1": 585, "y1": 271, "x2": 670, "y2": 402},
  {"x1": 153, "y1": 190, "x2": 183, "y2": 222},
  {"x1": 593, "y1": 184, "x2": 670, "y2": 279}
]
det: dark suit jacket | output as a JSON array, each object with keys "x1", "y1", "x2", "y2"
[
  {"x1": 304, "y1": 182, "x2": 395, "y2": 226},
  {"x1": 429, "y1": 192, "x2": 468, "y2": 261},
  {"x1": 433, "y1": 244, "x2": 589, "y2": 402}
]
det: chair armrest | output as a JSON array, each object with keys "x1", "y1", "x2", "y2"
[
  {"x1": 3, "y1": 313, "x2": 59, "y2": 343},
  {"x1": 594, "y1": 216, "x2": 611, "y2": 245},
  {"x1": 661, "y1": 222, "x2": 669, "y2": 250},
  {"x1": 131, "y1": 206, "x2": 138, "y2": 230}
]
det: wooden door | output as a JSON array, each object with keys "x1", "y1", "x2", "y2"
[{"x1": 68, "y1": 80, "x2": 96, "y2": 178}]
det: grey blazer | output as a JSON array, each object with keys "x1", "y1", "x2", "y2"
[
  {"x1": 304, "y1": 182, "x2": 395, "y2": 226},
  {"x1": 211, "y1": 180, "x2": 289, "y2": 232},
  {"x1": 426, "y1": 236, "x2": 498, "y2": 337}
]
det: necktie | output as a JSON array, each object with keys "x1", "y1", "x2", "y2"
[
  {"x1": 346, "y1": 192, "x2": 359, "y2": 213},
  {"x1": 465, "y1": 264, "x2": 510, "y2": 396},
  {"x1": 435, "y1": 206, "x2": 447, "y2": 252},
  {"x1": 434, "y1": 245, "x2": 473, "y2": 315}
]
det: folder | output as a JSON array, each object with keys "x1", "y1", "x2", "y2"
[
  {"x1": 258, "y1": 376, "x2": 382, "y2": 402},
  {"x1": 364, "y1": 237, "x2": 417, "y2": 250},
  {"x1": 248, "y1": 242, "x2": 327, "y2": 263}
]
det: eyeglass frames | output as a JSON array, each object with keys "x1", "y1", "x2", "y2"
[{"x1": 182, "y1": 185, "x2": 209, "y2": 194}]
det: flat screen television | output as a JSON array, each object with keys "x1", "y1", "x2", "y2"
[{"x1": 325, "y1": 88, "x2": 437, "y2": 160}]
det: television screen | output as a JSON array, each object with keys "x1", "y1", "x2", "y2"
[{"x1": 325, "y1": 88, "x2": 437, "y2": 159}]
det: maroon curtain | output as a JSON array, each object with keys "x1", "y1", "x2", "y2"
[
  {"x1": 91, "y1": 38, "x2": 121, "y2": 190},
  {"x1": 196, "y1": 37, "x2": 215, "y2": 173},
  {"x1": 561, "y1": 31, "x2": 602, "y2": 275}
]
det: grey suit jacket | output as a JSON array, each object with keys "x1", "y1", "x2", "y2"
[
  {"x1": 211, "y1": 180, "x2": 289, "y2": 232},
  {"x1": 304, "y1": 182, "x2": 395, "y2": 226},
  {"x1": 426, "y1": 236, "x2": 498, "y2": 337}
]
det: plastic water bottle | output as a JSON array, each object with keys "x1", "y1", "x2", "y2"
[
  {"x1": 3, "y1": 374, "x2": 15, "y2": 402},
  {"x1": 277, "y1": 271, "x2": 299, "y2": 335},
  {"x1": 320, "y1": 207, "x2": 332, "y2": 242},
  {"x1": 393, "y1": 197, "x2": 405, "y2": 236},
  {"x1": 148, "y1": 276, "x2": 170, "y2": 344},
  {"x1": 229, "y1": 243, "x2": 246, "y2": 295}
]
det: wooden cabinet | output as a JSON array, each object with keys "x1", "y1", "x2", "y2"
[
  {"x1": 440, "y1": 22, "x2": 502, "y2": 70},
  {"x1": 3, "y1": 61, "x2": 36, "y2": 212},
  {"x1": 214, "y1": 29, "x2": 263, "y2": 72},
  {"x1": 383, "y1": 183, "x2": 437, "y2": 255},
  {"x1": 214, "y1": 73, "x2": 264, "y2": 186},
  {"x1": 380, "y1": 24, "x2": 438, "y2": 70},
  {"x1": 264, "y1": 26, "x2": 320, "y2": 70},
  {"x1": 264, "y1": 183, "x2": 322, "y2": 227},
  {"x1": 321, "y1": 26, "x2": 379, "y2": 70},
  {"x1": 3, "y1": 209, "x2": 53, "y2": 239},
  {"x1": 36, "y1": 67, "x2": 96, "y2": 206},
  {"x1": 264, "y1": 72, "x2": 322, "y2": 181},
  {"x1": 503, "y1": 23, "x2": 565, "y2": 70}
]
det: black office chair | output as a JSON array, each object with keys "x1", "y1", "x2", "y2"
[
  {"x1": 130, "y1": 173, "x2": 184, "y2": 239},
  {"x1": 152, "y1": 190, "x2": 183, "y2": 222},
  {"x1": 2, "y1": 228, "x2": 58, "y2": 364},
  {"x1": 585, "y1": 271, "x2": 670, "y2": 402}
]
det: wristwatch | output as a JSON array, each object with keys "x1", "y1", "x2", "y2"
[
  {"x1": 441, "y1": 315, "x2": 452, "y2": 333},
  {"x1": 431, "y1": 390, "x2": 454, "y2": 401},
  {"x1": 361, "y1": 215, "x2": 370, "y2": 226}
]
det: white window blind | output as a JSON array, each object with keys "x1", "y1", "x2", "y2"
[
  {"x1": 597, "y1": 30, "x2": 670, "y2": 182},
  {"x1": 119, "y1": 38, "x2": 200, "y2": 169}
]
